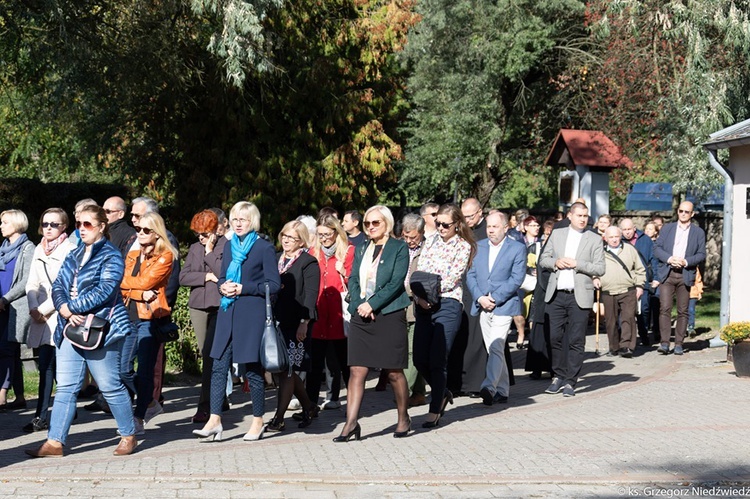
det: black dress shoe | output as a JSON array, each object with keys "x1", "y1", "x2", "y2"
[
  {"x1": 619, "y1": 348, "x2": 633, "y2": 358},
  {"x1": 529, "y1": 371, "x2": 542, "y2": 380},
  {"x1": 266, "y1": 416, "x2": 285, "y2": 432},
  {"x1": 468, "y1": 392, "x2": 482, "y2": 399},
  {"x1": 545, "y1": 377, "x2": 564, "y2": 394},
  {"x1": 493, "y1": 393, "x2": 508, "y2": 404},
  {"x1": 479, "y1": 387, "x2": 494, "y2": 406}
]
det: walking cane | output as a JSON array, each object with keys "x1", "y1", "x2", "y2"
[{"x1": 595, "y1": 288, "x2": 601, "y2": 355}]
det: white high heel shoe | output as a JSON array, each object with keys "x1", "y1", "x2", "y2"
[
  {"x1": 243, "y1": 426, "x2": 265, "y2": 441},
  {"x1": 192, "y1": 424, "x2": 223, "y2": 442}
]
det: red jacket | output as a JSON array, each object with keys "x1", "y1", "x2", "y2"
[{"x1": 310, "y1": 244, "x2": 354, "y2": 340}]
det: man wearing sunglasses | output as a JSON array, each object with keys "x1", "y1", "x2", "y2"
[
  {"x1": 653, "y1": 201, "x2": 706, "y2": 356},
  {"x1": 103, "y1": 196, "x2": 136, "y2": 257}
]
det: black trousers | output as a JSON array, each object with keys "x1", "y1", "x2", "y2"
[{"x1": 547, "y1": 291, "x2": 590, "y2": 387}]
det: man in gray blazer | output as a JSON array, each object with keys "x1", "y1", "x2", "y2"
[
  {"x1": 653, "y1": 201, "x2": 706, "y2": 355},
  {"x1": 539, "y1": 202, "x2": 605, "y2": 397}
]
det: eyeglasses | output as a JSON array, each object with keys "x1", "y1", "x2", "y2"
[
  {"x1": 75, "y1": 221, "x2": 97, "y2": 230},
  {"x1": 281, "y1": 234, "x2": 301, "y2": 242},
  {"x1": 134, "y1": 226, "x2": 154, "y2": 235},
  {"x1": 131, "y1": 213, "x2": 142, "y2": 220},
  {"x1": 41, "y1": 222, "x2": 63, "y2": 229},
  {"x1": 194, "y1": 232, "x2": 211, "y2": 239},
  {"x1": 363, "y1": 220, "x2": 383, "y2": 228},
  {"x1": 463, "y1": 209, "x2": 481, "y2": 220},
  {"x1": 435, "y1": 221, "x2": 456, "y2": 229},
  {"x1": 104, "y1": 209, "x2": 121, "y2": 215},
  {"x1": 678, "y1": 209, "x2": 692, "y2": 214},
  {"x1": 231, "y1": 218, "x2": 250, "y2": 225},
  {"x1": 317, "y1": 231, "x2": 335, "y2": 239}
]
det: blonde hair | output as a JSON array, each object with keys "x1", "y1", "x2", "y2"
[
  {"x1": 364, "y1": 205, "x2": 395, "y2": 235},
  {"x1": 278, "y1": 220, "x2": 310, "y2": 249},
  {"x1": 229, "y1": 201, "x2": 261, "y2": 232},
  {"x1": 138, "y1": 213, "x2": 178, "y2": 260},
  {"x1": 311, "y1": 214, "x2": 349, "y2": 263},
  {"x1": 1, "y1": 209, "x2": 29, "y2": 234}
]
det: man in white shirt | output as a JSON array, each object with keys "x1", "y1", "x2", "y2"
[{"x1": 539, "y1": 202, "x2": 605, "y2": 397}]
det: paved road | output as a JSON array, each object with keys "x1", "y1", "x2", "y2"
[{"x1": 1, "y1": 331, "x2": 748, "y2": 498}]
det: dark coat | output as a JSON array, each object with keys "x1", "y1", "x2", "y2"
[
  {"x1": 623, "y1": 229, "x2": 658, "y2": 287},
  {"x1": 51, "y1": 237, "x2": 134, "y2": 347},
  {"x1": 274, "y1": 251, "x2": 319, "y2": 331},
  {"x1": 211, "y1": 236, "x2": 281, "y2": 363},
  {"x1": 653, "y1": 222, "x2": 706, "y2": 286},
  {"x1": 107, "y1": 218, "x2": 136, "y2": 257},
  {"x1": 348, "y1": 238, "x2": 410, "y2": 316},
  {"x1": 179, "y1": 237, "x2": 227, "y2": 310}
]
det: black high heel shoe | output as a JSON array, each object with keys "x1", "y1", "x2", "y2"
[
  {"x1": 297, "y1": 405, "x2": 319, "y2": 429},
  {"x1": 332, "y1": 423, "x2": 361, "y2": 442},
  {"x1": 440, "y1": 390, "x2": 454, "y2": 416},
  {"x1": 393, "y1": 419, "x2": 412, "y2": 438},
  {"x1": 266, "y1": 416, "x2": 285, "y2": 432}
]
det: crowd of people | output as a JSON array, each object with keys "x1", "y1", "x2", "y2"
[{"x1": 0, "y1": 194, "x2": 705, "y2": 457}]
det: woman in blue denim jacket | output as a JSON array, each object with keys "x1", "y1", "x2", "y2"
[{"x1": 25, "y1": 205, "x2": 137, "y2": 458}]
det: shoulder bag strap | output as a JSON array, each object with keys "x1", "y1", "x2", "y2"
[
  {"x1": 607, "y1": 250, "x2": 633, "y2": 279},
  {"x1": 265, "y1": 280, "x2": 273, "y2": 322}
]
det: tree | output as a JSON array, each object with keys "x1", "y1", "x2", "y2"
[{"x1": 396, "y1": 0, "x2": 587, "y2": 207}]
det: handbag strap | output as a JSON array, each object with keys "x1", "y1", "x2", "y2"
[{"x1": 265, "y1": 280, "x2": 273, "y2": 322}]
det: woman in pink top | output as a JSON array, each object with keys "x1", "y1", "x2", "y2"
[{"x1": 305, "y1": 214, "x2": 355, "y2": 412}]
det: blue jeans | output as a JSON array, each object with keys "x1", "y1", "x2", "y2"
[
  {"x1": 413, "y1": 298, "x2": 463, "y2": 414},
  {"x1": 121, "y1": 320, "x2": 159, "y2": 419},
  {"x1": 49, "y1": 339, "x2": 135, "y2": 444},
  {"x1": 688, "y1": 298, "x2": 697, "y2": 330}
]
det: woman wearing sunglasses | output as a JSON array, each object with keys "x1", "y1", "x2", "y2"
[
  {"x1": 304, "y1": 214, "x2": 354, "y2": 415},
  {"x1": 179, "y1": 210, "x2": 227, "y2": 424},
  {"x1": 413, "y1": 203, "x2": 475, "y2": 428},
  {"x1": 120, "y1": 212, "x2": 179, "y2": 435},
  {"x1": 26, "y1": 205, "x2": 137, "y2": 457},
  {"x1": 22, "y1": 208, "x2": 76, "y2": 433},
  {"x1": 334, "y1": 205, "x2": 411, "y2": 441}
]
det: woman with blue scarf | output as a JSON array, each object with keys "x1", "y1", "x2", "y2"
[
  {"x1": 193, "y1": 202, "x2": 280, "y2": 442},
  {"x1": 0, "y1": 209, "x2": 35, "y2": 410}
]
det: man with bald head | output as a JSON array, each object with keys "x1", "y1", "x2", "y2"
[
  {"x1": 593, "y1": 226, "x2": 646, "y2": 358},
  {"x1": 619, "y1": 218, "x2": 658, "y2": 347},
  {"x1": 103, "y1": 196, "x2": 136, "y2": 256},
  {"x1": 467, "y1": 212, "x2": 526, "y2": 404},
  {"x1": 461, "y1": 198, "x2": 486, "y2": 239},
  {"x1": 653, "y1": 201, "x2": 706, "y2": 355}
]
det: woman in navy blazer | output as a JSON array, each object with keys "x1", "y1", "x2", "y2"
[
  {"x1": 193, "y1": 202, "x2": 281, "y2": 443},
  {"x1": 334, "y1": 205, "x2": 412, "y2": 441}
]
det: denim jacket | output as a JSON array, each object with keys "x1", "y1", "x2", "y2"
[{"x1": 52, "y1": 236, "x2": 134, "y2": 347}]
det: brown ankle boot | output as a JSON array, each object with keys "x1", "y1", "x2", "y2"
[
  {"x1": 25, "y1": 440, "x2": 64, "y2": 458},
  {"x1": 113, "y1": 435, "x2": 137, "y2": 456}
]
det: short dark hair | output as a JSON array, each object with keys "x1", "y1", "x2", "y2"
[{"x1": 345, "y1": 210, "x2": 362, "y2": 224}]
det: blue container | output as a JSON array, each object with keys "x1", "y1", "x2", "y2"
[{"x1": 625, "y1": 183, "x2": 673, "y2": 211}]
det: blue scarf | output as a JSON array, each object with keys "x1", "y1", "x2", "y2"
[
  {"x1": 0, "y1": 233, "x2": 29, "y2": 271},
  {"x1": 220, "y1": 231, "x2": 259, "y2": 311}
]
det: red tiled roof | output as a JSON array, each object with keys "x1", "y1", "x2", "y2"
[{"x1": 545, "y1": 129, "x2": 632, "y2": 169}]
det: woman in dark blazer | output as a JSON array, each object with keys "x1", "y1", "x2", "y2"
[
  {"x1": 179, "y1": 210, "x2": 227, "y2": 423},
  {"x1": 193, "y1": 202, "x2": 281, "y2": 443},
  {"x1": 334, "y1": 205, "x2": 412, "y2": 442},
  {"x1": 266, "y1": 220, "x2": 320, "y2": 431}
]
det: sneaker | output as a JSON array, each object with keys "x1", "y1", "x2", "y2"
[
  {"x1": 545, "y1": 377, "x2": 564, "y2": 394},
  {"x1": 321, "y1": 399, "x2": 341, "y2": 410},
  {"x1": 287, "y1": 398, "x2": 301, "y2": 411},
  {"x1": 562, "y1": 384, "x2": 575, "y2": 397},
  {"x1": 673, "y1": 345, "x2": 684, "y2": 355},
  {"x1": 657, "y1": 343, "x2": 670, "y2": 355},
  {"x1": 144, "y1": 401, "x2": 164, "y2": 424},
  {"x1": 22, "y1": 417, "x2": 49, "y2": 433}
]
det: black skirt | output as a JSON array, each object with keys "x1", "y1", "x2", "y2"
[{"x1": 348, "y1": 308, "x2": 408, "y2": 369}]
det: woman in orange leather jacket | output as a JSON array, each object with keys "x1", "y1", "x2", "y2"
[{"x1": 120, "y1": 212, "x2": 178, "y2": 434}]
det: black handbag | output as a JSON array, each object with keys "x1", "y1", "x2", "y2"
[
  {"x1": 152, "y1": 315, "x2": 180, "y2": 343},
  {"x1": 260, "y1": 281, "x2": 290, "y2": 374},
  {"x1": 409, "y1": 271, "x2": 442, "y2": 306},
  {"x1": 63, "y1": 314, "x2": 110, "y2": 350}
]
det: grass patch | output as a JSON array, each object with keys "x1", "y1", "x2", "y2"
[{"x1": 695, "y1": 289, "x2": 720, "y2": 334}]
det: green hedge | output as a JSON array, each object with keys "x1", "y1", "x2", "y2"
[{"x1": 164, "y1": 286, "x2": 201, "y2": 375}]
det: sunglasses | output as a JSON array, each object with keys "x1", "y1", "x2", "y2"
[
  {"x1": 134, "y1": 226, "x2": 154, "y2": 235},
  {"x1": 194, "y1": 232, "x2": 211, "y2": 239},
  {"x1": 104, "y1": 209, "x2": 121, "y2": 215},
  {"x1": 435, "y1": 221, "x2": 456, "y2": 229},
  {"x1": 75, "y1": 221, "x2": 97, "y2": 230},
  {"x1": 678, "y1": 209, "x2": 692, "y2": 214},
  {"x1": 363, "y1": 220, "x2": 383, "y2": 228},
  {"x1": 41, "y1": 222, "x2": 63, "y2": 229}
]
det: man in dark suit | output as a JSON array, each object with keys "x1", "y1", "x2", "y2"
[
  {"x1": 466, "y1": 212, "x2": 526, "y2": 405},
  {"x1": 653, "y1": 201, "x2": 706, "y2": 355},
  {"x1": 539, "y1": 202, "x2": 605, "y2": 397}
]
